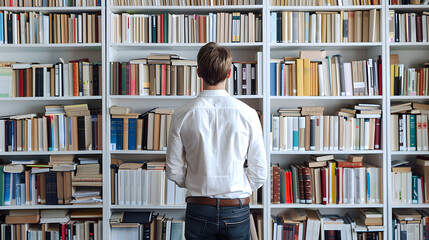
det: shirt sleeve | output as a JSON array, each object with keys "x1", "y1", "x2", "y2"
[
  {"x1": 166, "y1": 114, "x2": 187, "y2": 188},
  {"x1": 246, "y1": 111, "x2": 267, "y2": 191}
]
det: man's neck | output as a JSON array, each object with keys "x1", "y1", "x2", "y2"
[{"x1": 202, "y1": 81, "x2": 226, "y2": 91}]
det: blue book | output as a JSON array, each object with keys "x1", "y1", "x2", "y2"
[
  {"x1": 410, "y1": 115, "x2": 416, "y2": 150},
  {"x1": 128, "y1": 118, "x2": 137, "y2": 150},
  {"x1": 43, "y1": 0, "x2": 48, "y2": 6},
  {"x1": 412, "y1": 175, "x2": 418, "y2": 204},
  {"x1": 4, "y1": 173, "x2": 11, "y2": 206},
  {"x1": 0, "y1": 12, "x2": 3, "y2": 44},
  {"x1": 111, "y1": 118, "x2": 117, "y2": 150},
  {"x1": 270, "y1": 13, "x2": 276, "y2": 43},
  {"x1": 116, "y1": 119, "x2": 124, "y2": 150},
  {"x1": 270, "y1": 62, "x2": 276, "y2": 96},
  {"x1": 293, "y1": 117, "x2": 299, "y2": 151},
  {"x1": 304, "y1": 12, "x2": 309, "y2": 43},
  {"x1": 367, "y1": 171, "x2": 370, "y2": 202}
]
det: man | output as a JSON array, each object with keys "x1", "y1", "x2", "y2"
[{"x1": 166, "y1": 42, "x2": 267, "y2": 239}]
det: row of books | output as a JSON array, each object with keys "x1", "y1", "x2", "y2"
[
  {"x1": 270, "y1": 53, "x2": 382, "y2": 96},
  {"x1": 390, "y1": 157, "x2": 429, "y2": 205},
  {"x1": 270, "y1": 0, "x2": 380, "y2": 6},
  {"x1": 389, "y1": 11, "x2": 429, "y2": 43},
  {"x1": 110, "y1": 106, "x2": 173, "y2": 151},
  {"x1": 0, "y1": 156, "x2": 101, "y2": 206},
  {"x1": 111, "y1": 210, "x2": 263, "y2": 240},
  {"x1": 0, "y1": 105, "x2": 102, "y2": 152},
  {"x1": 0, "y1": 0, "x2": 102, "y2": 6},
  {"x1": 271, "y1": 209, "x2": 383, "y2": 240},
  {"x1": 0, "y1": 209, "x2": 102, "y2": 240},
  {"x1": 0, "y1": 60, "x2": 102, "y2": 98},
  {"x1": 111, "y1": 0, "x2": 258, "y2": 5},
  {"x1": 0, "y1": 11, "x2": 101, "y2": 44},
  {"x1": 111, "y1": 12, "x2": 262, "y2": 44},
  {"x1": 270, "y1": 10, "x2": 380, "y2": 44},
  {"x1": 390, "y1": 63, "x2": 429, "y2": 96},
  {"x1": 271, "y1": 104, "x2": 382, "y2": 152},
  {"x1": 271, "y1": 156, "x2": 382, "y2": 204},
  {"x1": 392, "y1": 209, "x2": 429, "y2": 240},
  {"x1": 390, "y1": 0, "x2": 429, "y2": 4}
]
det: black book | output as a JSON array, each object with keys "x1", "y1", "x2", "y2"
[
  {"x1": 89, "y1": 222, "x2": 95, "y2": 240},
  {"x1": 143, "y1": 223, "x2": 151, "y2": 240},
  {"x1": 36, "y1": 68, "x2": 44, "y2": 97},
  {"x1": 7, "y1": 14, "x2": 12, "y2": 44},
  {"x1": 394, "y1": 73, "x2": 401, "y2": 96},
  {"x1": 277, "y1": 12, "x2": 282, "y2": 43},
  {"x1": 142, "y1": 114, "x2": 148, "y2": 150},
  {"x1": 46, "y1": 172, "x2": 58, "y2": 205},
  {"x1": 251, "y1": 63, "x2": 256, "y2": 95},
  {"x1": 5, "y1": 120, "x2": 9, "y2": 151},
  {"x1": 93, "y1": 64, "x2": 100, "y2": 96},
  {"x1": 233, "y1": 64, "x2": 238, "y2": 95},
  {"x1": 77, "y1": 116, "x2": 85, "y2": 150},
  {"x1": 122, "y1": 212, "x2": 153, "y2": 224},
  {"x1": 47, "y1": 116, "x2": 51, "y2": 151},
  {"x1": 395, "y1": 13, "x2": 399, "y2": 42},
  {"x1": 78, "y1": 61, "x2": 83, "y2": 96},
  {"x1": 5, "y1": 224, "x2": 11, "y2": 240}
]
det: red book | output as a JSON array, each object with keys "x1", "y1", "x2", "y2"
[
  {"x1": 61, "y1": 224, "x2": 66, "y2": 239},
  {"x1": 161, "y1": 64, "x2": 167, "y2": 96},
  {"x1": 377, "y1": 58, "x2": 382, "y2": 96},
  {"x1": 288, "y1": 171, "x2": 292, "y2": 203},
  {"x1": 130, "y1": 64, "x2": 136, "y2": 95},
  {"x1": 419, "y1": 69, "x2": 424, "y2": 96},
  {"x1": 417, "y1": 15, "x2": 422, "y2": 43},
  {"x1": 336, "y1": 161, "x2": 364, "y2": 168},
  {"x1": 303, "y1": 167, "x2": 312, "y2": 203},
  {"x1": 294, "y1": 223, "x2": 299, "y2": 240},
  {"x1": 322, "y1": 168, "x2": 327, "y2": 205},
  {"x1": 285, "y1": 171, "x2": 290, "y2": 204},
  {"x1": 19, "y1": 69, "x2": 24, "y2": 97},
  {"x1": 160, "y1": 14, "x2": 164, "y2": 43},
  {"x1": 375, "y1": 118, "x2": 381, "y2": 149},
  {"x1": 72, "y1": 62, "x2": 79, "y2": 96}
]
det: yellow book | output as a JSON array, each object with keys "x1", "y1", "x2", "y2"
[
  {"x1": 390, "y1": 65, "x2": 395, "y2": 96},
  {"x1": 296, "y1": 59, "x2": 304, "y2": 96},
  {"x1": 340, "y1": 11, "x2": 344, "y2": 43},
  {"x1": 329, "y1": 161, "x2": 337, "y2": 204},
  {"x1": 303, "y1": 59, "x2": 311, "y2": 96}
]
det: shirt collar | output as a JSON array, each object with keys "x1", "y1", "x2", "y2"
[{"x1": 198, "y1": 90, "x2": 230, "y2": 97}]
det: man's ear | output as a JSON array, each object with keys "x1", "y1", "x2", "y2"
[
  {"x1": 226, "y1": 69, "x2": 231, "y2": 79},
  {"x1": 197, "y1": 68, "x2": 200, "y2": 77}
]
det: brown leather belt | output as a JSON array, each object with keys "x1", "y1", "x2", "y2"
[{"x1": 186, "y1": 197, "x2": 250, "y2": 206}]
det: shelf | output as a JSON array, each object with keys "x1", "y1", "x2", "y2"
[
  {"x1": 270, "y1": 96, "x2": 382, "y2": 100},
  {"x1": 0, "y1": 205, "x2": 102, "y2": 210},
  {"x1": 271, "y1": 203, "x2": 384, "y2": 209},
  {"x1": 0, "y1": 96, "x2": 102, "y2": 101},
  {"x1": 388, "y1": 5, "x2": 429, "y2": 11},
  {"x1": 389, "y1": 42, "x2": 429, "y2": 50},
  {"x1": 269, "y1": 5, "x2": 382, "y2": 11},
  {"x1": 0, "y1": 7, "x2": 102, "y2": 12},
  {"x1": 110, "y1": 150, "x2": 166, "y2": 155},
  {"x1": 390, "y1": 96, "x2": 429, "y2": 100},
  {"x1": 109, "y1": 95, "x2": 263, "y2": 100},
  {"x1": 0, "y1": 43, "x2": 102, "y2": 52},
  {"x1": 110, "y1": 204, "x2": 264, "y2": 210},
  {"x1": 271, "y1": 150, "x2": 383, "y2": 155},
  {"x1": 111, "y1": 42, "x2": 263, "y2": 51},
  {"x1": 0, "y1": 150, "x2": 102, "y2": 156},
  {"x1": 110, "y1": 5, "x2": 263, "y2": 14},
  {"x1": 391, "y1": 204, "x2": 429, "y2": 208},
  {"x1": 270, "y1": 42, "x2": 382, "y2": 50},
  {"x1": 391, "y1": 151, "x2": 429, "y2": 155}
]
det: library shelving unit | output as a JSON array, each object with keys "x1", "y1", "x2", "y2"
[
  {"x1": 105, "y1": 0, "x2": 266, "y2": 239},
  {"x1": 0, "y1": 1, "x2": 106, "y2": 238},
  {"x1": 386, "y1": 3, "x2": 429, "y2": 237},
  {"x1": 267, "y1": 1, "x2": 388, "y2": 240}
]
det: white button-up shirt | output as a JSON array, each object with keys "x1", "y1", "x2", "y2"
[{"x1": 166, "y1": 90, "x2": 267, "y2": 198}]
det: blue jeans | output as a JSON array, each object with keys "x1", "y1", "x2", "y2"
[{"x1": 185, "y1": 201, "x2": 250, "y2": 240}]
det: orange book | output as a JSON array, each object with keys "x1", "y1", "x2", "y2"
[
  {"x1": 25, "y1": 171, "x2": 30, "y2": 205},
  {"x1": 57, "y1": 172, "x2": 64, "y2": 204},
  {"x1": 73, "y1": 62, "x2": 79, "y2": 96},
  {"x1": 296, "y1": 59, "x2": 304, "y2": 96},
  {"x1": 123, "y1": 118, "x2": 129, "y2": 150},
  {"x1": 303, "y1": 59, "x2": 311, "y2": 96},
  {"x1": 63, "y1": 171, "x2": 72, "y2": 204}
]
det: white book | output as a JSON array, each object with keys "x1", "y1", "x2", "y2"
[
  {"x1": 78, "y1": 14, "x2": 83, "y2": 43},
  {"x1": 423, "y1": 16, "x2": 428, "y2": 42},
  {"x1": 418, "y1": 177, "x2": 423, "y2": 203},
  {"x1": 135, "y1": 168, "x2": 142, "y2": 205},
  {"x1": 329, "y1": 116, "x2": 334, "y2": 151},
  {"x1": 257, "y1": 51, "x2": 262, "y2": 95},
  {"x1": 287, "y1": 117, "x2": 294, "y2": 151},
  {"x1": 319, "y1": 116, "x2": 324, "y2": 151},
  {"x1": 401, "y1": 171, "x2": 407, "y2": 203},
  {"x1": 334, "y1": 116, "x2": 339, "y2": 150},
  {"x1": 281, "y1": 116, "x2": 287, "y2": 150},
  {"x1": 165, "y1": 179, "x2": 175, "y2": 205},
  {"x1": 27, "y1": 119, "x2": 32, "y2": 151},
  {"x1": 355, "y1": 167, "x2": 366, "y2": 204},
  {"x1": 310, "y1": 14, "x2": 316, "y2": 43},
  {"x1": 344, "y1": 62, "x2": 353, "y2": 96},
  {"x1": 423, "y1": 114, "x2": 428, "y2": 150},
  {"x1": 130, "y1": 170, "x2": 136, "y2": 205},
  {"x1": 407, "y1": 171, "x2": 412, "y2": 204},
  {"x1": 141, "y1": 170, "x2": 148, "y2": 205},
  {"x1": 118, "y1": 170, "x2": 125, "y2": 205},
  {"x1": 58, "y1": 115, "x2": 65, "y2": 151},
  {"x1": 159, "y1": 114, "x2": 167, "y2": 151},
  {"x1": 272, "y1": 115, "x2": 279, "y2": 151},
  {"x1": 364, "y1": 118, "x2": 370, "y2": 150},
  {"x1": 38, "y1": 118, "x2": 43, "y2": 151},
  {"x1": 335, "y1": 13, "x2": 341, "y2": 43},
  {"x1": 318, "y1": 63, "x2": 325, "y2": 96},
  {"x1": 316, "y1": 13, "x2": 322, "y2": 43}
]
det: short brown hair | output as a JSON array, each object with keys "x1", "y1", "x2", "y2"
[{"x1": 197, "y1": 42, "x2": 232, "y2": 86}]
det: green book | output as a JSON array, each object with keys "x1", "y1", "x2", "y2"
[
  {"x1": 164, "y1": 13, "x2": 168, "y2": 43},
  {"x1": 410, "y1": 115, "x2": 416, "y2": 150},
  {"x1": 121, "y1": 63, "x2": 126, "y2": 95},
  {"x1": 280, "y1": 169, "x2": 285, "y2": 204},
  {"x1": 290, "y1": 164, "x2": 299, "y2": 203}
]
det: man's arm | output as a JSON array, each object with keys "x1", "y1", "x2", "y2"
[
  {"x1": 246, "y1": 111, "x2": 267, "y2": 191},
  {"x1": 166, "y1": 114, "x2": 187, "y2": 188}
]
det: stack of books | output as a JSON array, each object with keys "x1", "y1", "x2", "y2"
[
  {"x1": 389, "y1": 59, "x2": 429, "y2": 96},
  {"x1": 70, "y1": 158, "x2": 102, "y2": 204},
  {"x1": 112, "y1": 0, "x2": 258, "y2": 5},
  {"x1": 271, "y1": 104, "x2": 382, "y2": 151},
  {"x1": 391, "y1": 102, "x2": 429, "y2": 151},
  {"x1": 270, "y1": 52, "x2": 382, "y2": 96},
  {"x1": 392, "y1": 209, "x2": 425, "y2": 239},
  {"x1": 270, "y1": 0, "x2": 380, "y2": 5},
  {"x1": 0, "y1": 0, "x2": 102, "y2": 6},
  {"x1": 271, "y1": 154, "x2": 382, "y2": 205},
  {"x1": 111, "y1": 12, "x2": 262, "y2": 43},
  {"x1": 271, "y1": 10, "x2": 380, "y2": 43},
  {"x1": 110, "y1": 106, "x2": 174, "y2": 151},
  {"x1": 388, "y1": 11, "x2": 429, "y2": 43},
  {"x1": 0, "y1": 60, "x2": 102, "y2": 98},
  {"x1": 0, "y1": 12, "x2": 101, "y2": 44},
  {"x1": 357, "y1": 209, "x2": 383, "y2": 229}
]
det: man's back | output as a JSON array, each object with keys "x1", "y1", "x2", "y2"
[{"x1": 166, "y1": 90, "x2": 266, "y2": 198}]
